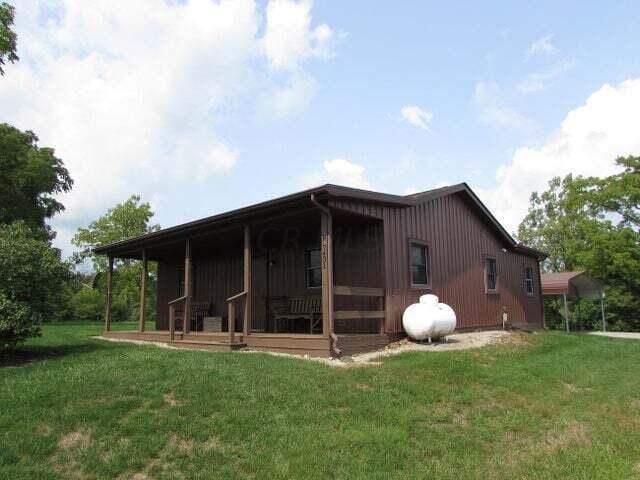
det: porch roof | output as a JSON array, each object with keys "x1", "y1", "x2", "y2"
[{"x1": 94, "y1": 182, "x2": 546, "y2": 260}]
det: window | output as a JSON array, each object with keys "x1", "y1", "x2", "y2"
[
  {"x1": 525, "y1": 266, "x2": 534, "y2": 295},
  {"x1": 410, "y1": 241, "x2": 430, "y2": 287},
  {"x1": 305, "y1": 248, "x2": 322, "y2": 288},
  {"x1": 485, "y1": 257, "x2": 497, "y2": 292}
]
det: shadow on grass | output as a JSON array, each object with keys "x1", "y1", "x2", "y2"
[{"x1": 0, "y1": 342, "x2": 103, "y2": 368}]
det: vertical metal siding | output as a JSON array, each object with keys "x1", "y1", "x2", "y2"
[{"x1": 382, "y1": 193, "x2": 543, "y2": 332}]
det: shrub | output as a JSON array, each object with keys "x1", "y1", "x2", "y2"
[
  {"x1": 69, "y1": 288, "x2": 104, "y2": 322},
  {"x1": 0, "y1": 292, "x2": 39, "y2": 351}
]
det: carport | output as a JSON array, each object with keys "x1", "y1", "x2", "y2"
[{"x1": 541, "y1": 271, "x2": 606, "y2": 332}]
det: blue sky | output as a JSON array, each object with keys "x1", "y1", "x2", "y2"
[{"x1": 2, "y1": 0, "x2": 640, "y2": 257}]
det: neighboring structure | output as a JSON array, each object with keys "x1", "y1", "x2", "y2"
[
  {"x1": 541, "y1": 271, "x2": 605, "y2": 332},
  {"x1": 95, "y1": 183, "x2": 545, "y2": 357}
]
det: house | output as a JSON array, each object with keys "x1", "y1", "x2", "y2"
[{"x1": 95, "y1": 183, "x2": 545, "y2": 357}]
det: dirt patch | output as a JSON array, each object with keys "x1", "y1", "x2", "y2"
[
  {"x1": 204, "y1": 435, "x2": 221, "y2": 451},
  {"x1": 51, "y1": 429, "x2": 92, "y2": 479},
  {"x1": 58, "y1": 430, "x2": 91, "y2": 450},
  {"x1": 169, "y1": 434, "x2": 194, "y2": 455},
  {"x1": 453, "y1": 413, "x2": 469, "y2": 427},
  {"x1": 541, "y1": 422, "x2": 591, "y2": 453},
  {"x1": 354, "y1": 383, "x2": 372, "y2": 391},
  {"x1": 163, "y1": 392, "x2": 181, "y2": 407},
  {"x1": 563, "y1": 382, "x2": 592, "y2": 394}
]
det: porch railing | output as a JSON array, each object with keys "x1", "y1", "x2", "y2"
[
  {"x1": 226, "y1": 290, "x2": 247, "y2": 344},
  {"x1": 333, "y1": 285, "x2": 386, "y2": 334},
  {"x1": 168, "y1": 295, "x2": 188, "y2": 341}
]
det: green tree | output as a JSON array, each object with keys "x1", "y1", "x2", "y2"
[
  {"x1": 518, "y1": 156, "x2": 640, "y2": 331},
  {"x1": 69, "y1": 287, "x2": 105, "y2": 322},
  {"x1": 0, "y1": 222, "x2": 71, "y2": 349},
  {"x1": 72, "y1": 195, "x2": 160, "y2": 322},
  {"x1": 0, "y1": 2, "x2": 18, "y2": 75},
  {"x1": 0, "y1": 124, "x2": 73, "y2": 239}
]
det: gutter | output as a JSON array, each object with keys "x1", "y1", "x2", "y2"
[{"x1": 310, "y1": 193, "x2": 342, "y2": 357}]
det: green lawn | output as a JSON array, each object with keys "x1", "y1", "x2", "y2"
[{"x1": 1, "y1": 324, "x2": 640, "y2": 479}]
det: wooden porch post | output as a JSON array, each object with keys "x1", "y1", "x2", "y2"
[
  {"x1": 139, "y1": 249, "x2": 147, "y2": 332},
  {"x1": 243, "y1": 225, "x2": 252, "y2": 337},
  {"x1": 320, "y1": 211, "x2": 334, "y2": 339},
  {"x1": 563, "y1": 293, "x2": 570, "y2": 333},
  {"x1": 184, "y1": 239, "x2": 191, "y2": 334},
  {"x1": 104, "y1": 255, "x2": 113, "y2": 333}
]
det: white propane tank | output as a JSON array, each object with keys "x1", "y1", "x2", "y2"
[{"x1": 402, "y1": 294, "x2": 457, "y2": 341}]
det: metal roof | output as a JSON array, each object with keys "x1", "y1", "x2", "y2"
[
  {"x1": 94, "y1": 182, "x2": 546, "y2": 259},
  {"x1": 541, "y1": 271, "x2": 603, "y2": 299}
]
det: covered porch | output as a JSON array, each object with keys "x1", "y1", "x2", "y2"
[{"x1": 99, "y1": 196, "x2": 389, "y2": 357}]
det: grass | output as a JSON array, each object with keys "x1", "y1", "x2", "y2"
[{"x1": 1, "y1": 324, "x2": 640, "y2": 479}]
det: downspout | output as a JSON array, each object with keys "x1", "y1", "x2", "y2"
[{"x1": 310, "y1": 194, "x2": 341, "y2": 356}]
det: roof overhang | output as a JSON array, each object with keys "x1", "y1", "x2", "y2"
[{"x1": 93, "y1": 182, "x2": 546, "y2": 261}]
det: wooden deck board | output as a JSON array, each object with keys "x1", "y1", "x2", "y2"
[{"x1": 103, "y1": 331, "x2": 392, "y2": 357}]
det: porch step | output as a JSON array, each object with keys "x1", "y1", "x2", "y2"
[{"x1": 170, "y1": 339, "x2": 246, "y2": 352}]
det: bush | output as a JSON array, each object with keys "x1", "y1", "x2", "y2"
[
  {"x1": 0, "y1": 222, "x2": 70, "y2": 344},
  {"x1": 69, "y1": 288, "x2": 104, "y2": 322},
  {"x1": 0, "y1": 292, "x2": 39, "y2": 351}
]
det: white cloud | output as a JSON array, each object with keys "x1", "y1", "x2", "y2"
[
  {"x1": 527, "y1": 34, "x2": 559, "y2": 58},
  {"x1": 259, "y1": 72, "x2": 318, "y2": 118},
  {"x1": 400, "y1": 105, "x2": 433, "y2": 131},
  {"x1": 477, "y1": 79, "x2": 640, "y2": 234},
  {"x1": 263, "y1": 0, "x2": 336, "y2": 71},
  {"x1": 302, "y1": 158, "x2": 373, "y2": 190},
  {"x1": 0, "y1": 0, "x2": 337, "y2": 256},
  {"x1": 474, "y1": 82, "x2": 530, "y2": 129},
  {"x1": 517, "y1": 59, "x2": 575, "y2": 94}
]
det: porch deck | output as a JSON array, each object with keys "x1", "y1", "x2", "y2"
[{"x1": 102, "y1": 330, "x2": 393, "y2": 357}]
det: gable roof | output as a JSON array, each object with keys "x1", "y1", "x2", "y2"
[{"x1": 94, "y1": 182, "x2": 545, "y2": 259}]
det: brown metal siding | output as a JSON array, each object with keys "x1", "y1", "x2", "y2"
[
  {"x1": 382, "y1": 193, "x2": 543, "y2": 332},
  {"x1": 156, "y1": 249, "x2": 243, "y2": 330}
]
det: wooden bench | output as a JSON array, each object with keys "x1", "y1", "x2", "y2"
[{"x1": 273, "y1": 297, "x2": 322, "y2": 334}]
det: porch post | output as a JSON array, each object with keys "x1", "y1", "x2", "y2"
[
  {"x1": 104, "y1": 255, "x2": 113, "y2": 333},
  {"x1": 243, "y1": 225, "x2": 252, "y2": 337},
  {"x1": 601, "y1": 291, "x2": 607, "y2": 332},
  {"x1": 320, "y1": 211, "x2": 334, "y2": 339},
  {"x1": 139, "y1": 249, "x2": 147, "y2": 332},
  {"x1": 563, "y1": 293, "x2": 570, "y2": 333},
  {"x1": 184, "y1": 239, "x2": 191, "y2": 334}
]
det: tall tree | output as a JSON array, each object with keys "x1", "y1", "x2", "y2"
[
  {"x1": 72, "y1": 195, "x2": 160, "y2": 271},
  {"x1": 518, "y1": 156, "x2": 640, "y2": 331},
  {"x1": 72, "y1": 195, "x2": 160, "y2": 322},
  {"x1": 0, "y1": 2, "x2": 18, "y2": 75},
  {"x1": 0, "y1": 124, "x2": 73, "y2": 239}
]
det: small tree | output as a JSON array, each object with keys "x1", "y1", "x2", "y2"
[
  {"x1": 72, "y1": 195, "x2": 160, "y2": 322},
  {"x1": 0, "y1": 222, "x2": 70, "y2": 349}
]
